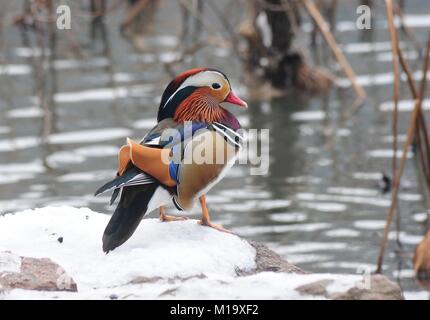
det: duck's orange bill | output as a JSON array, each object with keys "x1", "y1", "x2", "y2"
[{"x1": 224, "y1": 90, "x2": 248, "y2": 108}]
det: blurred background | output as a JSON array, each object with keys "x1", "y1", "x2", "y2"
[{"x1": 0, "y1": 0, "x2": 429, "y2": 299}]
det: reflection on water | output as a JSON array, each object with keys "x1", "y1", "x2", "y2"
[{"x1": 0, "y1": 0, "x2": 429, "y2": 299}]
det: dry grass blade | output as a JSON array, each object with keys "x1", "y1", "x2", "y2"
[
  {"x1": 393, "y1": 2, "x2": 422, "y2": 54},
  {"x1": 386, "y1": 0, "x2": 400, "y2": 185},
  {"x1": 302, "y1": 0, "x2": 366, "y2": 106},
  {"x1": 419, "y1": 39, "x2": 430, "y2": 98},
  {"x1": 398, "y1": 44, "x2": 430, "y2": 186},
  {"x1": 398, "y1": 49, "x2": 418, "y2": 98}
]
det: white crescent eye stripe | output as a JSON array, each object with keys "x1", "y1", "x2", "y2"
[{"x1": 162, "y1": 71, "x2": 229, "y2": 109}]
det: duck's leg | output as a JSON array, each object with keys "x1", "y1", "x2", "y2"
[
  {"x1": 198, "y1": 195, "x2": 233, "y2": 234},
  {"x1": 159, "y1": 205, "x2": 188, "y2": 222}
]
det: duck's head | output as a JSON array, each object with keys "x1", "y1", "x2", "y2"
[{"x1": 157, "y1": 68, "x2": 247, "y2": 124}]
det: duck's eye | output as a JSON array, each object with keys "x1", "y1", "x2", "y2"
[{"x1": 211, "y1": 83, "x2": 221, "y2": 90}]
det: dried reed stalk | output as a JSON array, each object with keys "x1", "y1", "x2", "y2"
[
  {"x1": 376, "y1": 36, "x2": 430, "y2": 273},
  {"x1": 386, "y1": 0, "x2": 400, "y2": 183},
  {"x1": 393, "y1": 2, "x2": 422, "y2": 53},
  {"x1": 398, "y1": 47, "x2": 430, "y2": 186},
  {"x1": 392, "y1": 1, "x2": 430, "y2": 193},
  {"x1": 302, "y1": 0, "x2": 366, "y2": 104}
]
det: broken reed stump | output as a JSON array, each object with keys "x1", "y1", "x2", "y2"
[
  {"x1": 393, "y1": 2, "x2": 422, "y2": 54},
  {"x1": 302, "y1": 0, "x2": 365, "y2": 104},
  {"x1": 239, "y1": 0, "x2": 334, "y2": 94},
  {"x1": 121, "y1": 0, "x2": 154, "y2": 31},
  {"x1": 414, "y1": 230, "x2": 430, "y2": 289}
]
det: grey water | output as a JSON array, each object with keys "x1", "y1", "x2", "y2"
[{"x1": 0, "y1": 0, "x2": 429, "y2": 299}]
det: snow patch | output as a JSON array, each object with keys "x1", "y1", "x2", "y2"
[
  {"x1": 3, "y1": 272, "x2": 370, "y2": 300},
  {"x1": 0, "y1": 252, "x2": 21, "y2": 273},
  {"x1": 0, "y1": 207, "x2": 405, "y2": 300},
  {"x1": 0, "y1": 207, "x2": 256, "y2": 290}
]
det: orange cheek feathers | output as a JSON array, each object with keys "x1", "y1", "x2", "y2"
[
  {"x1": 211, "y1": 86, "x2": 229, "y2": 101},
  {"x1": 173, "y1": 87, "x2": 229, "y2": 123}
]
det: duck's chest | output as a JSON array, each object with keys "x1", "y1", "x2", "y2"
[{"x1": 169, "y1": 123, "x2": 243, "y2": 210}]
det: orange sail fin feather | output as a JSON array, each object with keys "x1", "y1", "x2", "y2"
[
  {"x1": 117, "y1": 138, "x2": 175, "y2": 187},
  {"x1": 117, "y1": 144, "x2": 131, "y2": 176}
]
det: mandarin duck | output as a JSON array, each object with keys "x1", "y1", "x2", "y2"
[{"x1": 95, "y1": 68, "x2": 247, "y2": 253}]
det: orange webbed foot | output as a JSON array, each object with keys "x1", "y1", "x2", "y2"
[
  {"x1": 160, "y1": 214, "x2": 189, "y2": 222},
  {"x1": 198, "y1": 219, "x2": 234, "y2": 234},
  {"x1": 159, "y1": 206, "x2": 188, "y2": 222}
]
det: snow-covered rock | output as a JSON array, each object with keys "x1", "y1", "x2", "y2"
[{"x1": 0, "y1": 207, "x2": 403, "y2": 299}]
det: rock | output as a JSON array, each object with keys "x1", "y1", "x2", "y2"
[
  {"x1": 295, "y1": 279, "x2": 334, "y2": 296},
  {"x1": 130, "y1": 274, "x2": 207, "y2": 286},
  {"x1": 129, "y1": 276, "x2": 164, "y2": 285},
  {"x1": 246, "y1": 241, "x2": 307, "y2": 274},
  {"x1": 330, "y1": 275, "x2": 403, "y2": 300},
  {"x1": 252, "y1": 245, "x2": 403, "y2": 300},
  {"x1": 413, "y1": 230, "x2": 430, "y2": 290},
  {"x1": 294, "y1": 275, "x2": 403, "y2": 300},
  {"x1": 0, "y1": 252, "x2": 77, "y2": 292}
]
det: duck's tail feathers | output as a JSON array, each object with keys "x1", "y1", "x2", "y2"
[
  {"x1": 94, "y1": 167, "x2": 155, "y2": 198},
  {"x1": 102, "y1": 183, "x2": 159, "y2": 253}
]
